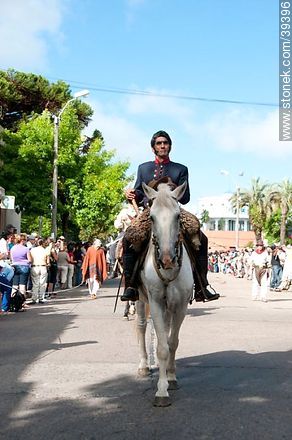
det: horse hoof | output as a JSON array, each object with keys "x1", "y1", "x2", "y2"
[
  {"x1": 129, "y1": 305, "x2": 136, "y2": 315},
  {"x1": 138, "y1": 367, "x2": 150, "y2": 377},
  {"x1": 153, "y1": 396, "x2": 171, "y2": 407},
  {"x1": 168, "y1": 380, "x2": 179, "y2": 390}
]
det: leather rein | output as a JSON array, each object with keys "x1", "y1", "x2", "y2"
[{"x1": 151, "y1": 233, "x2": 183, "y2": 285}]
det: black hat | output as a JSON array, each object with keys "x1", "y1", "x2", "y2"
[{"x1": 151, "y1": 130, "x2": 172, "y2": 151}]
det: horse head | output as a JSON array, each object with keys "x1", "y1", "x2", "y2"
[{"x1": 142, "y1": 181, "x2": 187, "y2": 270}]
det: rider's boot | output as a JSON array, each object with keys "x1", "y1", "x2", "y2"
[
  {"x1": 194, "y1": 284, "x2": 220, "y2": 302},
  {"x1": 120, "y1": 247, "x2": 139, "y2": 302},
  {"x1": 193, "y1": 233, "x2": 220, "y2": 302}
]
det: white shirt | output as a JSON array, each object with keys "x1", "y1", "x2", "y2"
[
  {"x1": 250, "y1": 249, "x2": 271, "y2": 268},
  {"x1": 30, "y1": 246, "x2": 49, "y2": 266}
]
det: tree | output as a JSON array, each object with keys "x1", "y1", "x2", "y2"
[
  {"x1": 70, "y1": 137, "x2": 131, "y2": 240},
  {"x1": 0, "y1": 69, "x2": 93, "y2": 130},
  {"x1": 267, "y1": 179, "x2": 292, "y2": 245},
  {"x1": 232, "y1": 177, "x2": 270, "y2": 241},
  {"x1": 0, "y1": 108, "x2": 130, "y2": 239},
  {"x1": 200, "y1": 209, "x2": 210, "y2": 228}
]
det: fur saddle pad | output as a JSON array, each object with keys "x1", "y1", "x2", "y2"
[{"x1": 125, "y1": 207, "x2": 201, "y2": 252}]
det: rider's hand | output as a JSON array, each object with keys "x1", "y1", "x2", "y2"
[{"x1": 125, "y1": 188, "x2": 136, "y2": 201}]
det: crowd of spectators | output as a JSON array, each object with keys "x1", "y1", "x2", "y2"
[
  {"x1": 2, "y1": 221, "x2": 292, "y2": 313},
  {"x1": 0, "y1": 224, "x2": 90, "y2": 314},
  {"x1": 208, "y1": 244, "x2": 292, "y2": 292}
]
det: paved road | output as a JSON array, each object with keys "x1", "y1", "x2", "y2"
[{"x1": 1, "y1": 273, "x2": 292, "y2": 440}]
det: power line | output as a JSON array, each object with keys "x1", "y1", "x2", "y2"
[{"x1": 47, "y1": 76, "x2": 278, "y2": 108}]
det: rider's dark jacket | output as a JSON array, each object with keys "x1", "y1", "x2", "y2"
[{"x1": 134, "y1": 160, "x2": 190, "y2": 206}]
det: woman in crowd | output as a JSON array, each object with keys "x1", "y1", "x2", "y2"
[
  {"x1": 67, "y1": 243, "x2": 77, "y2": 289},
  {"x1": 57, "y1": 245, "x2": 70, "y2": 289},
  {"x1": 82, "y1": 239, "x2": 107, "y2": 299},
  {"x1": 46, "y1": 238, "x2": 58, "y2": 296},
  {"x1": 73, "y1": 242, "x2": 85, "y2": 286},
  {"x1": 10, "y1": 233, "x2": 32, "y2": 308}
]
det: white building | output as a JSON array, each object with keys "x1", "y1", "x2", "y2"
[{"x1": 198, "y1": 193, "x2": 252, "y2": 232}]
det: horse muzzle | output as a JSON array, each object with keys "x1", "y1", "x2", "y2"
[{"x1": 159, "y1": 254, "x2": 177, "y2": 270}]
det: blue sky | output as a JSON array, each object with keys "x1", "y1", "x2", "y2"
[{"x1": 1, "y1": 0, "x2": 290, "y2": 213}]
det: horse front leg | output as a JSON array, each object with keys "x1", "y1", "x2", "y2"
[
  {"x1": 136, "y1": 300, "x2": 149, "y2": 376},
  {"x1": 150, "y1": 301, "x2": 171, "y2": 407},
  {"x1": 166, "y1": 308, "x2": 186, "y2": 390}
]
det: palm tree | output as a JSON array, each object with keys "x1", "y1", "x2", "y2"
[
  {"x1": 200, "y1": 209, "x2": 210, "y2": 229},
  {"x1": 230, "y1": 177, "x2": 270, "y2": 241},
  {"x1": 268, "y1": 179, "x2": 292, "y2": 245}
]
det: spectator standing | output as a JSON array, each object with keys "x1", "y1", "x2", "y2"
[
  {"x1": 73, "y1": 242, "x2": 84, "y2": 286},
  {"x1": 82, "y1": 239, "x2": 107, "y2": 299},
  {"x1": 10, "y1": 233, "x2": 32, "y2": 307},
  {"x1": 46, "y1": 238, "x2": 58, "y2": 296},
  {"x1": 57, "y1": 246, "x2": 70, "y2": 289},
  {"x1": 0, "y1": 265, "x2": 14, "y2": 313},
  {"x1": 280, "y1": 245, "x2": 292, "y2": 290},
  {"x1": 30, "y1": 238, "x2": 50, "y2": 304},
  {"x1": 67, "y1": 243, "x2": 77, "y2": 289},
  {"x1": 270, "y1": 245, "x2": 285, "y2": 291},
  {"x1": 250, "y1": 240, "x2": 271, "y2": 302}
]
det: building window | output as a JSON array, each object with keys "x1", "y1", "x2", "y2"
[
  {"x1": 228, "y1": 220, "x2": 235, "y2": 231},
  {"x1": 239, "y1": 220, "x2": 245, "y2": 231},
  {"x1": 209, "y1": 220, "x2": 216, "y2": 231},
  {"x1": 218, "y1": 218, "x2": 225, "y2": 231}
]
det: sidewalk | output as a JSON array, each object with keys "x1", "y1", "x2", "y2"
[{"x1": 1, "y1": 273, "x2": 292, "y2": 439}]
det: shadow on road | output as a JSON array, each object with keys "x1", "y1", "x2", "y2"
[{"x1": 1, "y1": 280, "x2": 292, "y2": 439}]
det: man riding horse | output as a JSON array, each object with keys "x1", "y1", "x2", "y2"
[{"x1": 121, "y1": 130, "x2": 220, "y2": 303}]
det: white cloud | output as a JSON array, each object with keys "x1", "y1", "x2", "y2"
[
  {"x1": 0, "y1": 0, "x2": 65, "y2": 71},
  {"x1": 125, "y1": 89, "x2": 194, "y2": 122},
  {"x1": 205, "y1": 108, "x2": 292, "y2": 156},
  {"x1": 85, "y1": 100, "x2": 150, "y2": 167},
  {"x1": 125, "y1": 0, "x2": 146, "y2": 25}
]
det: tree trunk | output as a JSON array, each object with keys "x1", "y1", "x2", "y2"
[{"x1": 280, "y1": 204, "x2": 287, "y2": 245}]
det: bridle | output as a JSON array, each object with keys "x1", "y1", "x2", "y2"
[{"x1": 152, "y1": 233, "x2": 183, "y2": 285}]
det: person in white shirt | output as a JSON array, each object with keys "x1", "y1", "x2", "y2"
[
  {"x1": 30, "y1": 238, "x2": 50, "y2": 303},
  {"x1": 250, "y1": 240, "x2": 271, "y2": 302}
]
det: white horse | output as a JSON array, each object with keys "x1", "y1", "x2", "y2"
[{"x1": 136, "y1": 181, "x2": 194, "y2": 407}]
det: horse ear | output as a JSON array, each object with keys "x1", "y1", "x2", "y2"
[
  {"x1": 142, "y1": 182, "x2": 157, "y2": 200},
  {"x1": 171, "y1": 181, "x2": 187, "y2": 201}
]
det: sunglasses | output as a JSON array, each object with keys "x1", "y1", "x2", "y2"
[{"x1": 155, "y1": 140, "x2": 169, "y2": 146}]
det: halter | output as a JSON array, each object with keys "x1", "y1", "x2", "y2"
[{"x1": 152, "y1": 233, "x2": 183, "y2": 285}]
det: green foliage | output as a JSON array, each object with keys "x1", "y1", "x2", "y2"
[
  {"x1": 200, "y1": 209, "x2": 210, "y2": 225},
  {"x1": 231, "y1": 177, "x2": 270, "y2": 240},
  {"x1": 0, "y1": 69, "x2": 131, "y2": 239},
  {"x1": 264, "y1": 209, "x2": 282, "y2": 244},
  {"x1": 267, "y1": 179, "x2": 292, "y2": 245},
  {"x1": 70, "y1": 138, "x2": 131, "y2": 240},
  {"x1": 0, "y1": 69, "x2": 93, "y2": 130}
]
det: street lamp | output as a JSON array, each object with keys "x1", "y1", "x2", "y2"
[
  {"x1": 51, "y1": 89, "x2": 89, "y2": 239},
  {"x1": 220, "y1": 170, "x2": 244, "y2": 249}
]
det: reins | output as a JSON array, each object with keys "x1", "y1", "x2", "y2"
[{"x1": 151, "y1": 234, "x2": 183, "y2": 285}]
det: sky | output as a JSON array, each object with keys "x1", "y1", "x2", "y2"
[{"x1": 0, "y1": 0, "x2": 290, "y2": 213}]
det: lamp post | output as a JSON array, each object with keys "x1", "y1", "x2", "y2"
[
  {"x1": 51, "y1": 89, "x2": 89, "y2": 240},
  {"x1": 220, "y1": 170, "x2": 244, "y2": 249}
]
